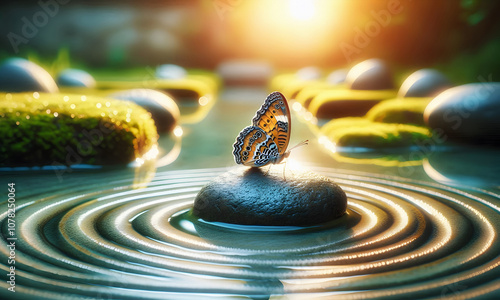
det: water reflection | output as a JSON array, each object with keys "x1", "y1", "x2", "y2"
[
  {"x1": 423, "y1": 147, "x2": 500, "y2": 188},
  {"x1": 2, "y1": 167, "x2": 498, "y2": 299},
  {"x1": 131, "y1": 132, "x2": 183, "y2": 188},
  {"x1": 179, "y1": 94, "x2": 217, "y2": 124}
]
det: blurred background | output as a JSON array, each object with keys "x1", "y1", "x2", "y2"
[
  {"x1": 2, "y1": 3, "x2": 500, "y2": 299},
  {"x1": 1, "y1": 0, "x2": 499, "y2": 83}
]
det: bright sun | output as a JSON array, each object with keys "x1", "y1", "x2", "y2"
[{"x1": 289, "y1": 0, "x2": 316, "y2": 21}]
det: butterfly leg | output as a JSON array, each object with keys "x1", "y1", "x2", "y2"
[
  {"x1": 265, "y1": 165, "x2": 272, "y2": 176},
  {"x1": 286, "y1": 161, "x2": 296, "y2": 178}
]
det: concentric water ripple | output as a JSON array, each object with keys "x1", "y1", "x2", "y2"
[{"x1": 1, "y1": 167, "x2": 500, "y2": 299}]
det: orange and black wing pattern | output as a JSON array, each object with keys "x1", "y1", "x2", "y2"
[
  {"x1": 251, "y1": 91, "x2": 290, "y2": 155},
  {"x1": 233, "y1": 126, "x2": 280, "y2": 167}
]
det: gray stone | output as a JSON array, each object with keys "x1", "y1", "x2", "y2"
[
  {"x1": 192, "y1": 167, "x2": 347, "y2": 226},
  {"x1": 346, "y1": 59, "x2": 394, "y2": 90},
  {"x1": 296, "y1": 66, "x2": 322, "y2": 81},
  {"x1": 398, "y1": 69, "x2": 452, "y2": 98},
  {"x1": 216, "y1": 60, "x2": 273, "y2": 85},
  {"x1": 156, "y1": 64, "x2": 187, "y2": 80},
  {"x1": 0, "y1": 58, "x2": 58, "y2": 93},
  {"x1": 326, "y1": 69, "x2": 347, "y2": 85},
  {"x1": 424, "y1": 83, "x2": 500, "y2": 144},
  {"x1": 110, "y1": 89, "x2": 180, "y2": 133},
  {"x1": 57, "y1": 68, "x2": 96, "y2": 88}
]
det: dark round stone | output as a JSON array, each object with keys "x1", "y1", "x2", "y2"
[
  {"x1": 345, "y1": 59, "x2": 394, "y2": 90},
  {"x1": 311, "y1": 98, "x2": 387, "y2": 119},
  {"x1": 424, "y1": 83, "x2": 500, "y2": 144},
  {"x1": 110, "y1": 89, "x2": 180, "y2": 133},
  {"x1": 57, "y1": 68, "x2": 96, "y2": 88},
  {"x1": 0, "y1": 58, "x2": 58, "y2": 93},
  {"x1": 192, "y1": 167, "x2": 347, "y2": 226},
  {"x1": 326, "y1": 69, "x2": 348, "y2": 85},
  {"x1": 398, "y1": 69, "x2": 452, "y2": 98}
]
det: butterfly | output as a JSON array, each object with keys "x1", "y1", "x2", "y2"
[{"x1": 233, "y1": 91, "x2": 308, "y2": 167}]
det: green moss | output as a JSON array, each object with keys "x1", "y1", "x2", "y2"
[
  {"x1": 0, "y1": 92, "x2": 157, "y2": 167},
  {"x1": 366, "y1": 98, "x2": 432, "y2": 126},
  {"x1": 321, "y1": 118, "x2": 432, "y2": 148}
]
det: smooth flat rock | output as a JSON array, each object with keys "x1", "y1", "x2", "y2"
[
  {"x1": 156, "y1": 64, "x2": 187, "y2": 80},
  {"x1": 424, "y1": 83, "x2": 500, "y2": 144},
  {"x1": 312, "y1": 98, "x2": 385, "y2": 119},
  {"x1": 346, "y1": 59, "x2": 394, "y2": 90},
  {"x1": 110, "y1": 89, "x2": 180, "y2": 133},
  {"x1": 398, "y1": 69, "x2": 452, "y2": 98},
  {"x1": 0, "y1": 58, "x2": 58, "y2": 93},
  {"x1": 192, "y1": 167, "x2": 347, "y2": 226},
  {"x1": 326, "y1": 69, "x2": 348, "y2": 85},
  {"x1": 57, "y1": 68, "x2": 96, "y2": 88},
  {"x1": 217, "y1": 60, "x2": 273, "y2": 85}
]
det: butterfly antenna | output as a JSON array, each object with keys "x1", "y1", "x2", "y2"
[{"x1": 289, "y1": 140, "x2": 309, "y2": 151}]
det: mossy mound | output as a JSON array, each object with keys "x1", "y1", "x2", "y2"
[
  {"x1": 321, "y1": 118, "x2": 432, "y2": 148},
  {"x1": 366, "y1": 98, "x2": 432, "y2": 126},
  {"x1": 0, "y1": 92, "x2": 157, "y2": 167},
  {"x1": 295, "y1": 84, "x2": 344, "y2": 109},
  {"x1": 96, "y1": 75, "x2": 219, "y2": 103},
  {"x1": 308, "y1": 89, "x2": 397, "y2": 119}
]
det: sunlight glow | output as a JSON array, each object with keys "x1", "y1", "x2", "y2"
[
  {"x1": 230, "y1": 0, "x2": 343, "y2": 65},
  {"x1": 135, "y1": 157, "x2": 144, "y2": 166},
  {"x1": 289, "y1": 0, "x2": 315, "y2": 21},
  {"x1": 292, "y1": 101, "x2": 302, "y2": 112},
  {"x1": 173, "y1": 126, "x2": 184, "y2": 137},
  {"x1": 134, "y1": 144, "x2": 160, "y2": 167},
  {"x1": 286, "y1": 157, "x2": 305, "y2": 171},
  {"x1": 198, "y1": 96, "x2": 209, "y2": 106},
  {"x1": 303, "y1": 111, "x2": 313, "y2": 122},
  {"x1": 144, "y1": 144, "x2": 159, "y2": 161},
  {"x1": 319, "y1": 135, "x2": 337, "y2": 153}
]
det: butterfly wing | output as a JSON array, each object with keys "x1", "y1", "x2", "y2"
[
  {"x1": 251, "y1": 91, "x2": 290, "y2": 155},
  {"x1": 233, "y1": 126, "x2": 280, "y2": 167}
]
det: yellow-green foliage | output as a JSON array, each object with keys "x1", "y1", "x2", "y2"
[
  {"x1": 0, "y1": 92, "x2": 157, "y2": 167},
  {"x1": 321, "y1": 117, "x2": 431, "y2": 148},
  {"x1": 27, "y1": 47, "x2": 71, "y2": 77},
  {"x1": 320, "y1": 117, "x2": 373, "y2": 136},
  {"x1": 308, "y1": 89, "x2": 397, "y2": 119},
  {"x1": 366, "y1": 98, "x2": 432, "y2": 126},
  {"x1": 94, "y1": 71, "x2": 220, "y2": 103}
]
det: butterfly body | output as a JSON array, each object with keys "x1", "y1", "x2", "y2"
[{"x1": 233, "y1": 92, "x2": 304, "y2": 167}]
